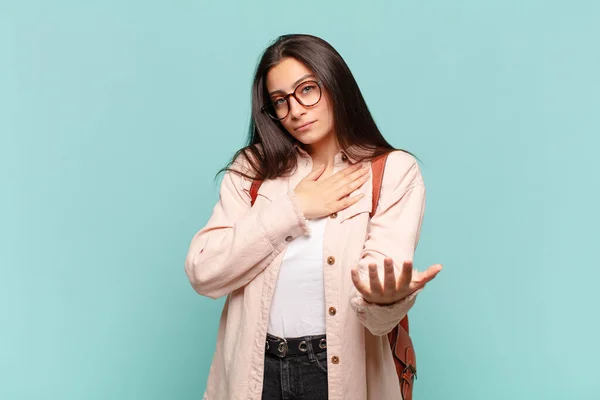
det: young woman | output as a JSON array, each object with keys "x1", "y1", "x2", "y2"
[{"x1": 185, "y1": 33, "x2": 442, "y2": 400}]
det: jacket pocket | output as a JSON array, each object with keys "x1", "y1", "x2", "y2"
[{"x1": 337, "y1": 193, "x2": 372, "y2": 223}]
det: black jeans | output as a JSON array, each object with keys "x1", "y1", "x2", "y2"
[{"x1": 261, "y1": 342, "x2": 329, "y2": 399}]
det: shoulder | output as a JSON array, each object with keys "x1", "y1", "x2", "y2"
[{"x1": 380, "y1": 150, "x2": 424, "y2": 192}]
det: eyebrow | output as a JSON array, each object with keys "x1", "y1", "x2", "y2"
[{"x1": 268, "y1": 74, "x2": 316, "y2": 96}]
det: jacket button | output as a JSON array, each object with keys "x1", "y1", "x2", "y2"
[
  {"x1": 329, "y1": 307, "x2": 336, "y2": 316},
  {"x1": 330, "y1": 212, "x2": 337, "y2": 219},
  {"x1": 285, "y1": 236, "x2": 293, "y2": 242},
  {"x1": 327, "y1": 256, "x2": 335, "y2": 265},
  {"x1": 331, "y1": 356, "x2": 340, "y2": 364}
]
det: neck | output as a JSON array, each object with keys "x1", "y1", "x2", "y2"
[{"x1": 304, "y1": 134, "x2": 341, "y2": 169}]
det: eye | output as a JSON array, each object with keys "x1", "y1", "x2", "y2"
[
  {"x1": 301, "y1": 83, "x2": 316, "y2": 93},
  {"x1": 272, "y1": 98, "x2": 286, "y2": 108}
]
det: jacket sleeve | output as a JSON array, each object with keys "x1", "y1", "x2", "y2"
[
  {"x1": 184, "y1": 155, "x2": 310, "y2": 299},
  {"x1": 349, "y1": 152, "x2": 427, "y2": 336}
]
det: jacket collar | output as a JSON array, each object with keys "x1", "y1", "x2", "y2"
[{"x1": 292, "y1": 143, "x2": 359, "y2": 165}]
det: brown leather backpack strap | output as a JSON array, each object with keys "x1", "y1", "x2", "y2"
[
  {"x1": 399, "y1": 327, "x2": 417, "y2": 400},
  {"x1": 370, "y1": 153, "x2": 389, "y2": 218},
  {"x1": 249, "y1": 179, "x2": 262, "y2": 206}
]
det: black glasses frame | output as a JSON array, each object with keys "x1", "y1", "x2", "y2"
[{"x1": 261, "y1": 80, "x2": 323, "y2": 121}]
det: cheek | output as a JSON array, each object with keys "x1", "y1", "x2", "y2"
[
  {"x1": 281, "y1": 119, "x2": 295, "y2": 134},
  {"x1": 318, "y1": 99, "x2": 334, "y2": 128}
]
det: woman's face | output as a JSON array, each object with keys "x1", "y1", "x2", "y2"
[{"x1": 265, "y1": 57, "x2": 335, "y2": 147}]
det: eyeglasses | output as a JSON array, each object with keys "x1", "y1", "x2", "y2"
[{"x1": 261, "y1": 80, "x2": 323, "y2": 121}]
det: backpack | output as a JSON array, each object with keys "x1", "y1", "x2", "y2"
[{"x1": 249, "y1": 153, "x2": 417, "y2": 400}]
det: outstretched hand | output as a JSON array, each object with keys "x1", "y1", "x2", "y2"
[{"x1": 350, "y1": 258, "x2": 442, "y2": 305}]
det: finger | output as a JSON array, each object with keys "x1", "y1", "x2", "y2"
[
  {"x1": 383, "y1": 258, "x2": 396, "y2": 293},
  {"x1": 304, "y1": 164, "x2": 326, "y2": 181},
  {"x1": 332, "y1": 164, "x2": 369, "y2": 192},
  {"x1": 336, "y1": 172, "x2": 370, "y2": 199},
  {"x1": 335, "y1": 193, "x2": 365, "y2": 211},
  {"x1": 351, "y1": 269, "x2": 371, "y2": 297},
  {"x1": 326, "y1": 163, "x2": 364, "y2": 184},
  {"x1": 397, "y1": 260, "x2": 413, "y2": 288},
  {"x1": 412, "y1": 264, "x2": 443, "y2": 284},
  {"x1": 368, "y1": 263, "x2": 383, "y2": 295}
]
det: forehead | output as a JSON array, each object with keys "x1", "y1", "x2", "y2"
[{"x1": 266, "y1": 57, "x2": 314, "y2": 93}]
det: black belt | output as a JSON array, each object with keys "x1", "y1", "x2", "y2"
[{"x1": 265, "y1": 333, "x2": 327, "y2": 358}]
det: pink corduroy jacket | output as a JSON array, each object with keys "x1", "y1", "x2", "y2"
[{"x1": 184, "y1": 145, "x2": 427, "y2": 400}]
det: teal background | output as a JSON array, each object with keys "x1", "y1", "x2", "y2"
[{"x1": 1, "y1": 1, "x2": 598, "y2": 399}]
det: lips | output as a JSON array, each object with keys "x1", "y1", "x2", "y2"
[{"x1": 294, "y1": 121, "x2": 316, "y2": 131}]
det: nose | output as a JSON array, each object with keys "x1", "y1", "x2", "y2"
[{"x1": 288, "y1": 96, "x2": 306, "y2": 119}]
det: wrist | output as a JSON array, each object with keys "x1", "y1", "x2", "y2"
[{"x1": 291, "y1": 189, "x2": 310, "y2": 219}]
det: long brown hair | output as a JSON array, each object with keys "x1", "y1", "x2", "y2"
[{"x1": 219, "y1": 33, "x2": 411, "y2": 181}]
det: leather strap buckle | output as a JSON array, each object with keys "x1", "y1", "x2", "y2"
[{"x1": 403, "y1": 363, "x2": 417, "y2": 380}]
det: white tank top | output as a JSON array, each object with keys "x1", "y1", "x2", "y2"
[{"x1": 267, "y1": 216, "x2": 328, "y2": 338}]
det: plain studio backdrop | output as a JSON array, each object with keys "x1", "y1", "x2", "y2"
[{"x1": 1, "y1": 1, "x2": 598, "y2": 399}]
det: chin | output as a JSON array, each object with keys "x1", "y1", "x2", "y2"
[{"x1": 293, "y1": 130, "x2": 329, "y2": 146}]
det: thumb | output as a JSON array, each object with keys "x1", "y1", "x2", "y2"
[{"x1": 304, "y1": 164, "x2": 326, "y2": 181}]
